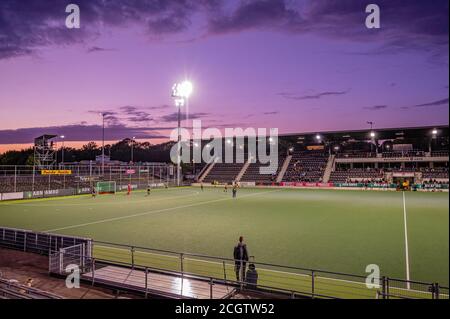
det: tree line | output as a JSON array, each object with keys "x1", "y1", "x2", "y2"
[{"x1": 0, "y1": 139, "x2": 173, "y2": 165}]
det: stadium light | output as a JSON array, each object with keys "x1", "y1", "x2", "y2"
[
  {"x1": 316, "y1": 134, "x2": 321, "y2": 141},
  {"x1": 60, "y1": 135, "x2": 65, "y2": 165},
  {"x1": 370, "y1": 131, "x2": 376, "y2": 138},
  {"x1": 334, "y1": 146, "x2": 340, "y2": 151},
  {"x1": 101, "y1": 113, "x2": 106, "y2": 174},
  {"x1": 432, "y1": 129, "x2": 438, "y2": 136},
  {"x1": 131, "y1": 136, "x2": 136, "y2": 163},
  {"x1": 171, "y1": 80, "x2": 193, "y2": 186}
]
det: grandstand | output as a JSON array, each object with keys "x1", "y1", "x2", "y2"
[
  {"x1": 0, "y1": 125, "x2": 448, "y2": 300},
  {"x1": 193, "y1": 125, "x2": 449, "y2": 189},
  {"x1": 0, "y1": 126, "x2": 448, "y2": 195}
]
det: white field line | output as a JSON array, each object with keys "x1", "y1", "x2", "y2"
[
  {"x1": 95, "y1": 246, "x2": 441, "y2": 298},
  {"x1": 402, "y1": 191, "x2": 411, "y2": 290},
  {"x1": 44, "y1": 189, "x2": 280, "y2": 232}
]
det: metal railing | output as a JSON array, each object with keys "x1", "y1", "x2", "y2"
[
  {"x1": 0, "y1": 226, "x2": 92, "y2": 256},
  {"x1": 0, "y1": 164, "x2": 176, "y2": 195},
  {"x1": 2, "y1": 228, "x2": 447, "y2": 299},
  {"x1": 0, "y1": 277, "x2": 63, "y2": 299},
  {"x1": 91, "y1": 240, "x2": 449, "y2": 299}
]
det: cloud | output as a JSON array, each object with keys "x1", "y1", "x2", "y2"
[
  {"x1": 86, "y1": 46, "x2": 116, "y2": 53},
  {"x1": 263, "y1": 111, "x2": 279, "y2": 115},
  {"x1": 209, "y1": 0, "x2": 300, "y2": 34},
  {"x1": 0, "y1": 124, "x2": 168, "y2": 144},
  {"x1": 208, "y1": 0, "x2": 448, "y2": 61},
  {"x1": 0, "y1": 0, "x2": 215, "y2": 59},
  {"x1": 414, "y1": 98, "x2": 449, "y2": 108},
  {"x1": 401, "y1": 98, "x2": 449, "y2": 109},
  {"x1": 278, "y1": 90, "x2": 350, "y2": 100},
  {"x1": 363, "y1": 105, "x2": 388, "y2": 111},
  {"x1": 0, "y1": 1, "x2": 447, "y2": 60},
  {"x1": 159, "y1": 112, "x2": 210, "y2": 123}
]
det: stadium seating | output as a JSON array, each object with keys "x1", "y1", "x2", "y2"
[
  {"x1": 329, "y1": 168, "x2": 385, "y2": 183},
  {"x1": 202, "y1": 163, "x2": 244, "y2": 183},
  {"x1": 421, "y1": 167, "x2": 449, "y2": 180},
  {"x1": 240, "y1": 155, "x2": 286, "y2": 183},
  {"x1": 283, "y1": 150, "x2": 327, "y2": 182}
]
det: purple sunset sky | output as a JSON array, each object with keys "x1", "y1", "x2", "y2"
[{"x1": 0, "y1": 0, "x2": 448, "y2": 152}]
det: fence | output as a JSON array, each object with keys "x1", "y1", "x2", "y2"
[
  {"x1": 0, "y1": 164, "x2": 177, "y2": 197},
  {"x1": 0, "y1": 226, "x2": 92, "y2": 256},
  {"x1": 0, "y1": 277, "x2": 63, "y2": 299},
  {"x1": 2, "y1": 228, "x2": 447, "y2": 299},
  {"x1": 89, "y1": 241, "x2": 449, "y2": 299}
]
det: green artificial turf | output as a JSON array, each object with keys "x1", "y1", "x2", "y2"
[{"x1": 0, "y1": 186, "x2": 448, "y2": 297}]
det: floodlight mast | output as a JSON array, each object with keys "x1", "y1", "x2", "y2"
[{"x1": 172, "y1": 81, "x2": 193, "y2": 186}]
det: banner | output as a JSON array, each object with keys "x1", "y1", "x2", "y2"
[
  {"x1": 41, "y1": 169, "x2": 72, "y2": 175},
  {"x1": 1, "y1": 192, "x2": 24, "y2": 200}
]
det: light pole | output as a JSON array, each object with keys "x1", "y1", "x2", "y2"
[
  {"x1": 171, "y1": 80, "x2": 193, "y2": 186},
  {"x1": 101, "y1": 113, "x2": 106, "y2": 174},
  {"x1": 430, "y1": 129, "x2": 438, "y2": 153},
  {"x1": 367, "y1": 121, "x2": 376, "y2": 154},
  {"x1": 131, "y1": 136, "x2": 136, "y2": 163},
  {"x1": 60, "y1": 135, "x2": 65, "y2": 166}
]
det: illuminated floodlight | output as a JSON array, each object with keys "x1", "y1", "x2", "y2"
[
  {"x1": 334, "y1": 146, "x2": 340, "y2": 151},
  {"x1": 60, "y1": 135, "x2": 65, "y2": 139},
  {"x1": 370, "y1": 131, "x2": 376, "y2": 138},
  {"x1": 289, "y1": 147, "x2": 294, "y2": 152},
  {"x1": 432, "y1": 129, "x2": 438, "y2": 135},
  {"x1": 172, "y1": 80, "x2": 193, "y2": 99},
  {"x1": 315, "y1": 134, "x2": 321, "y2": 140}
]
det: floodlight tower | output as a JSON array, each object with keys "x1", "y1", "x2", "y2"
[
  {"x1": 101, "y1": 113, "x2": 106, "y2": 174},
  {"x1": 171, "y1": 80, "x2": 193, "y2": 186},
  {"x1": 60, "y1": 135, "x2": 65, "y2": 166}
]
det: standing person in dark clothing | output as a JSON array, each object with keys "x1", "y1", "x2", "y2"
[
  {"x1": 232, "y1": 183, "x2": 237, "y2": 198},
  {"x1": 233, "y1": 236, "x2": 249, "y2": 281}
]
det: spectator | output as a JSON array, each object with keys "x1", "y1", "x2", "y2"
[{"x1": 233, "y1": 236, "x2": 249, "y2": 281}]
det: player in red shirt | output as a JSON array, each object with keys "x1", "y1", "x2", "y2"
[{"x1": 127, "y1": 183, "x2": 132, "y2": 195}]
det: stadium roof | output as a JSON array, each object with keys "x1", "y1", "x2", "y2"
[{"x1": 279, "y1": 125, "x2": 449, "y2": 143}]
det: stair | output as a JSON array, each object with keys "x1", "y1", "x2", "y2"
[
  {"x1": 236, "y1": 157, "x2": 252, "y2": 182},
  {"x1": 322, "y1": 154, "x2": 335, "y2": 183},
  {"x1": 276, "y1": 155, "x2": 292, "y2": 182},
  {"x1": 199, "y1": 159, "x2": 218, "y2": 182}
]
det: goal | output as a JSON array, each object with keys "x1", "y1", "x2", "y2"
[{"x1": 96, "y1": 181, "x2": 116, "y2": 194}]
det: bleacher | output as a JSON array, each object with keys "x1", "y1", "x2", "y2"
[
  {"x1": 240, "y1": 155, "x2": 285, "y2": 183},
  {"x1": 421, "y1": 167, "x2": 449, "y2": 180},
  {"x1": 283, "y1": 150, "x2": 327, "y2": 182},
  {"x1": 329, "y1": 168, "x2": 385, "y2": 183},
  {"x1": 202, "y1": 163, "x2": 244, "y2": 183},
  {"x1": 382, "y1": 150, "x2": 426, "y2": 158}
]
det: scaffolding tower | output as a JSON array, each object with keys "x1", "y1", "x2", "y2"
[{"x1": 34, "y1": 134, "x2": 57, "y2": 168}]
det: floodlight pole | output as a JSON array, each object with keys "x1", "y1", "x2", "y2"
[
  {"x1": 131, "y1": 137, "x2": 135, "y2": 163},
  {"x1": 177, "y1": 102, "x2": 182, "y2": 187},
  {"x1": 61, "y1": 136, "x2": 65, "y2": 166},
  {"x1": 102, "y1": 113, "x2": 105, "y2": 175}
]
